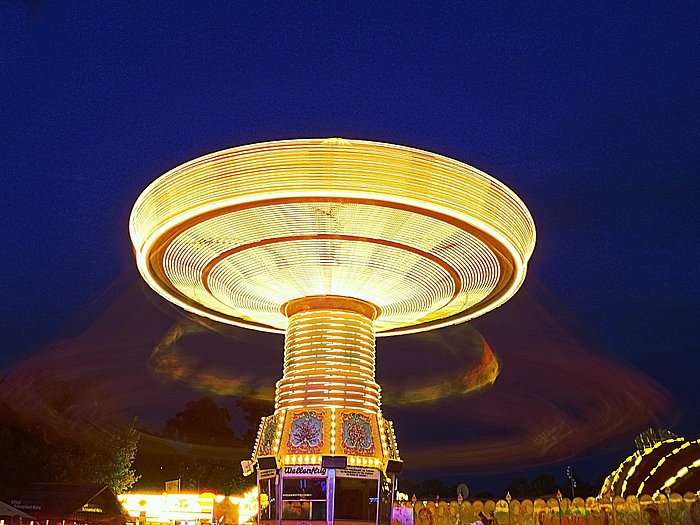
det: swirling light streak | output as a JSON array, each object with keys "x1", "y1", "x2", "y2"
[
  {"x1": 4, "y1": 138, "x2": 675, "y2": 477},
  {"x1": 0, "y1": 278, "x2": 673, "y2": 472},
  {"x1": 386, "y1": 282, "x2": 674, "y2": 473}
]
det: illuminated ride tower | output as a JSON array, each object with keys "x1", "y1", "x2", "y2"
[{"x1": 129, "y1": 138, "x2": 535, "y2": 524}]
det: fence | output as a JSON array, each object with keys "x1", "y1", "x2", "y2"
[{"x1": 395, "y1": 493, "x2": 700, "y2": 525}]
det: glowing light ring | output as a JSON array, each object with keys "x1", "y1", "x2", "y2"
[
  {"x1": 132, "y1": 142, "x2": 535, "y2": 335},
  {"x1": 151, "y1": 197, "x2": 506, "y2": 331},
  {"x1": 600, "y1": 437, "x2": 700, "y2": 497},
  {"x1": 197, "y1": 233, "x2": 467, "y2": 331},
  {"x1": 146, "y1": 198, "x2": 508, "y2": 333},
  {"x1": 131, "y1": 140, "x2": 534, "y2": 256}
]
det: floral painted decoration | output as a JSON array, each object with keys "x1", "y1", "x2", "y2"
[
  {"x1": 287, "y1": 411, "x2": 324, "y2": 454},
  {"x1": 341, "y1": 412, "x2": 375, "y2": 455}
]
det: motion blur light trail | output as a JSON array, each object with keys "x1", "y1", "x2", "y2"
[
  {"x1": 391, "y1": 280, "x2": 675, "y2": 473},
  {"x1": 0, "y1": 272, "x2": 674, "y2": 473},
  {"x1": 149, "y1": 318, "x2": 275, "y2": 400},
  {"x1": 380, "y1": 327, "x2": 500, "y2": 406},
  {"x1": 150, "y1": 314, "x2": 499, "y2": 405}
]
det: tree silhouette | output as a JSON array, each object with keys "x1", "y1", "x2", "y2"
[
  {"x1": 0, "y1": 406, "x2": 140, "y2": 497},
  {"x1": 236, "y1": 397, "x2": 273, "y2": 443},
  {"x1": 164, "y1": 397, "x2": 238, "y2": 446},
  {"x1": 140, "y1": 397, "x2": 258, "y2": 494},
  {"x1": 51, "y1": 425, "x2": 140, "y2": 494}
]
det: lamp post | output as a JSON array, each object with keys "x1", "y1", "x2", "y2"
[{"x1": 566, "y1": 466, "x2": 576, "y2": 500}]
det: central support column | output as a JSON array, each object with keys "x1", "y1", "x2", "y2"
[
  {"x1": 250, "y1": 296, "x2": 401, "y2": 524},
  {"x1": 277, "y1": 295, "x2": 381, "y2": 413}
]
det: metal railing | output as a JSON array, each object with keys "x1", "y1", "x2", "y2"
[{"x1": 395, "y1": 493, "x2": 699, "y2": 525}]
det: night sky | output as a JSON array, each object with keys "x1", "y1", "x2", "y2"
[{"x1": 1, "y1": 3, "x2": 698, "y2": 492}]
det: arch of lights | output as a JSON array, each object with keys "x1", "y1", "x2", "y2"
[
  {"x1": 130, "y1": 138, "x2": 535, "y2": 518},
  {"x1": 600, "y1": 436, "x2": 700, "y2": 498}
]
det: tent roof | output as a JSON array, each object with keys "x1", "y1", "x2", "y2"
[
  {"x1": 10, "y1": 483, "x2": 126, "y2": 523},
  {"x1": 0, "y1": 500, "x2": 34, "y2": 518}
]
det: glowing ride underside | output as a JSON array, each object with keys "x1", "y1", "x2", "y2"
[{"x1": 129, "y1": 138, "x2": 535, "y2": 491}]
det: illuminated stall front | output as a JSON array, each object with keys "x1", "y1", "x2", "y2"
[
  {"x1": 118, "y1": 490, "x2": 259, "y2": 525},
  {"x1": 129, "y1": 138, "x2": 535, "y2": 524}
]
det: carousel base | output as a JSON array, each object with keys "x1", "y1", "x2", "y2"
[{"x1": 256, "y1": 461, "x2": 397, "y2": 524}]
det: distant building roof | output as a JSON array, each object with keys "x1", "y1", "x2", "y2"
[
  {"x1": 10, "y1": 483, "x2": 129, "y2": 525},
  {"x1": 0, "y1": 500, "x2": 34, "y2": 518}
]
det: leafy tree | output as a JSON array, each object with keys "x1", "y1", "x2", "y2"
[
  {"x1": 506, "y1": 473, "x2": 601, "y2": 499},
  {"x1": 505, "y1": 474, "x2": 557, "y2": 498},
  {"x1": 400, "y1": 478, "x2": 454, "y2": 499},
  {"x1": 0, "y1": 416, "x2": 54, "y2": 498},
  {"x1": 471, "y1": 490, "x2": 495, "y2": 499},
  {"x1": 178, "y1": 456, "x2": 252, "y2": 494},
  {"x1": 142, "y1": 397, "x2": 257, "y2": 494},
  {"x1": 0, "y1": 404, "x2": 140, "y2": 497},
  {"x1": 506, "y1": 478, "x2": 532, "y2": 498},
  {"x1": 51, "y1": 426, "x2": 140, "y2": 494}
]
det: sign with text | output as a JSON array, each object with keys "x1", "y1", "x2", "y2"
[
  {"x1": 258, "y1": 468, "x2": 277, "y2": 480},
  {"x1": 336, "y1": 466, "x2": 378, "y2": 479},
  {"x1": 282, "y1": 465, "x2": 328, "y2": 477}
]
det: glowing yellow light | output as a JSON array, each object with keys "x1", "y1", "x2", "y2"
[
  {"x1": 229, "y1": 486, "x2": 259, "y2": 523},
  {"x1": 631, "y1": 438, "x2": 700, "y2": 497},
  {"x1": 130, "y1": 138, "x2": 535, "y2": 337},
  {"x1": 276, "y1": 299, "x2": 380, "y2": 411},
  {"x1": 119, "y1": 493, "x2": 220, "y2": 524}
]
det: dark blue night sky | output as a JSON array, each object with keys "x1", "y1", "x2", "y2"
[{"x1": 1, "y1": 2, "x2": 698, "y2": 489}]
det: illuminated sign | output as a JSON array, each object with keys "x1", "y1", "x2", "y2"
[
  {"x1": 336, "y1": 466, "x2": 378, "y2": 479},
  {"x1": 283, "y1": 466, "x2": 327, "y2": 477},
  {"x1": 80, "y1": 504, "x2": 104, "y2": 513}
]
